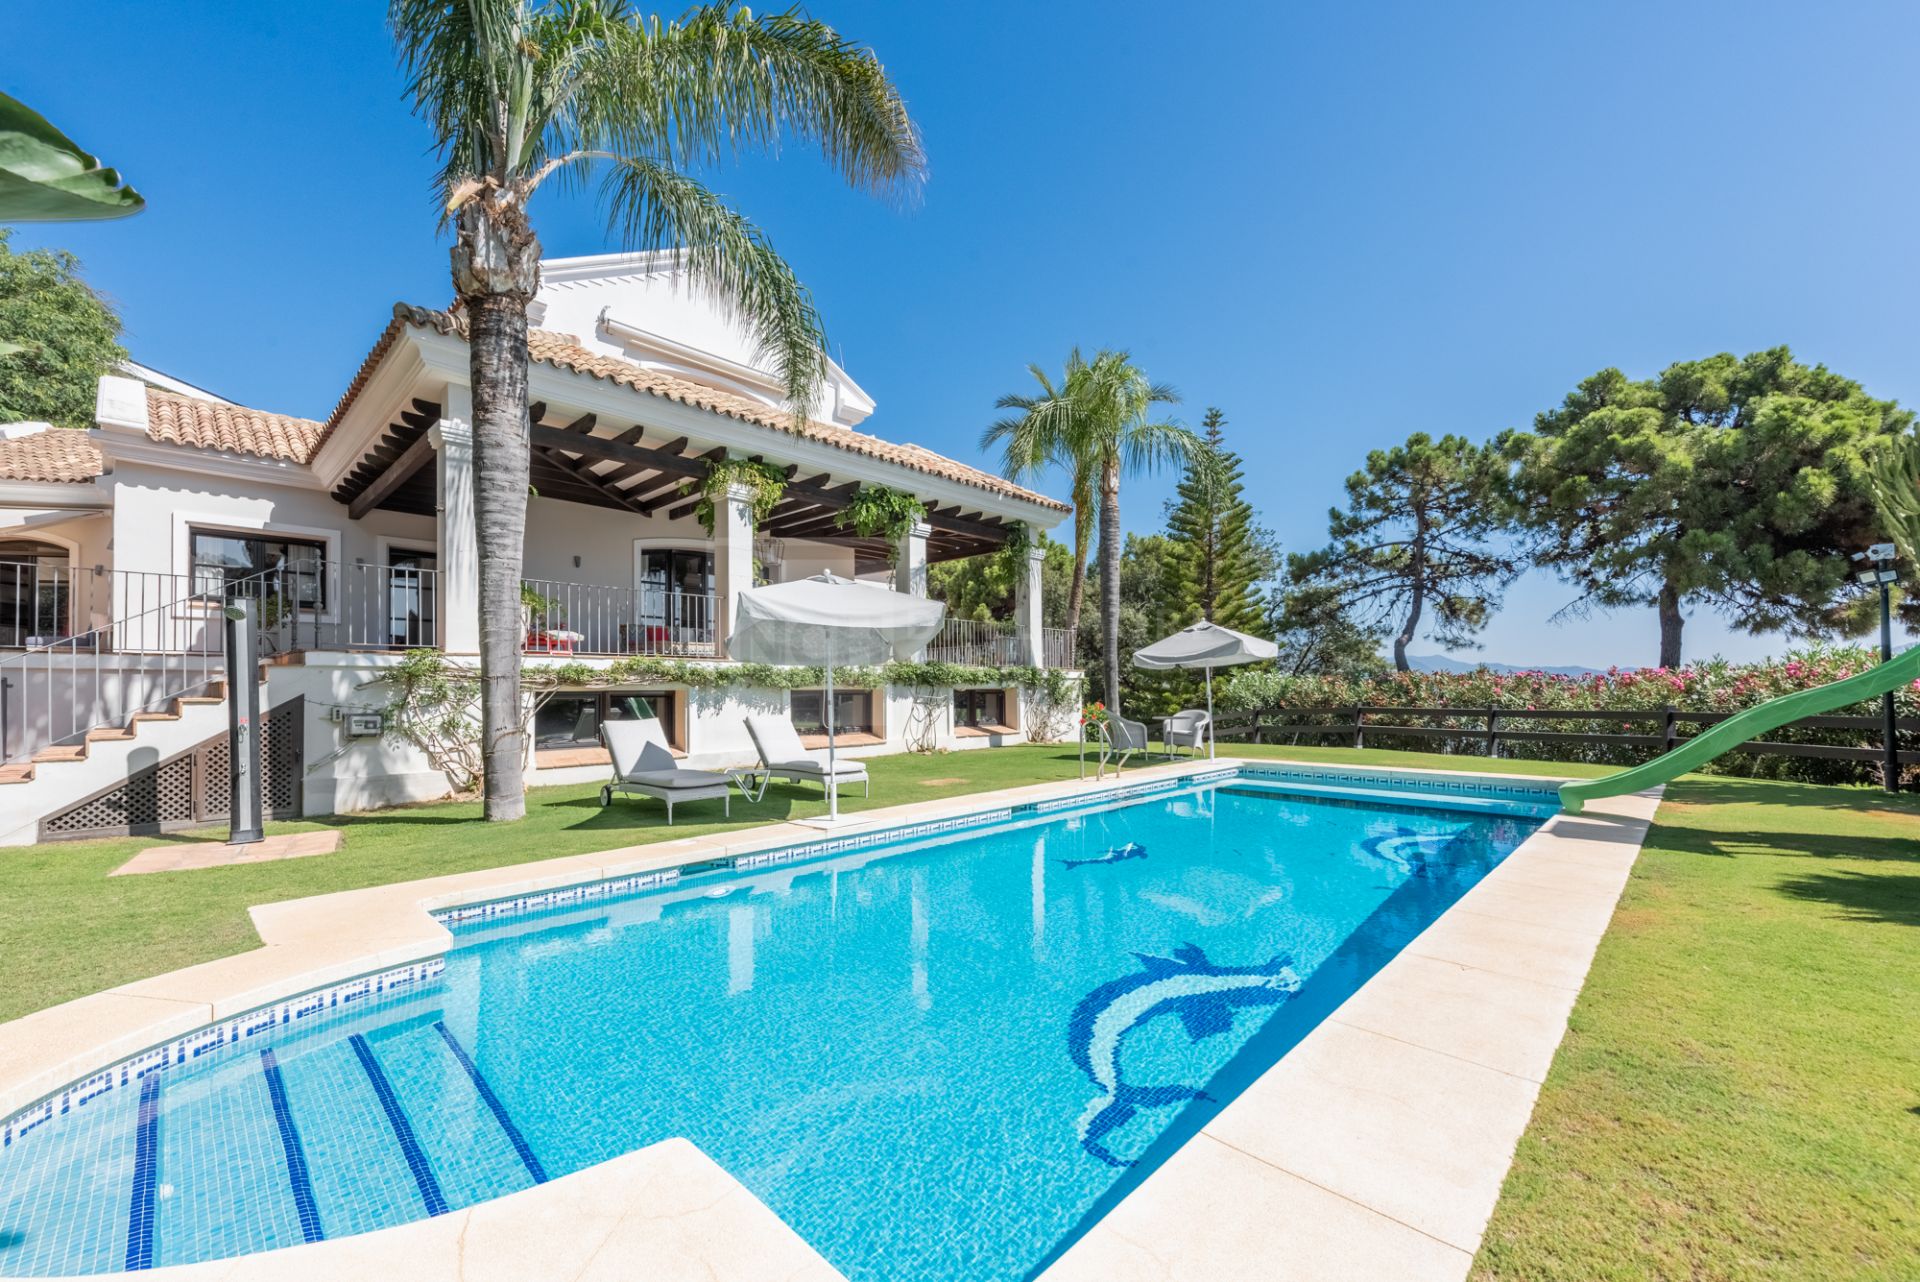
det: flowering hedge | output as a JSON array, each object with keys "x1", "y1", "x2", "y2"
[{"x1": 1217, "y1": 644, "x2": 1918, "y2": 786}]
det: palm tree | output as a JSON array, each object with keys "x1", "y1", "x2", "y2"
[
  {"x1": 389, "y1": 1, "x2": 923, "y2": 819},
  {"x1": 983, "y1": 350, "x2": 1097, "y2": 634},
  {"x1": 985, "y1": 349, "x2": 1193, "y2": 715}
]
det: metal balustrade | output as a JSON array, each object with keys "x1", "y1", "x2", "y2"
[
  {"x1": 343, "y1": 563, "x2": 440, "y2": 650},
  {"x1": 928, "y1": 618, "x2": 1024, "y2": 666},
  {"x1": 1041, "y1": 625, "x2": 1078, "y2": 670},
  {"x1": 0, "y1": 569, "x2": 308, "y2": 765},
  {"x1": 520, "y1": 579, "x2": 719, "y2": 658}
]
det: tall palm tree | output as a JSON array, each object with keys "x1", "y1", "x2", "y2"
[
  {"x1": 983, "y1": 350, "x2": 1097, "y2": 634},
  {"x1": 389, "y1": 1, "x2": 923, "y2": 819},
  {"x1": 986, "y1": 349, "x2": 1193, "y2": 715}
]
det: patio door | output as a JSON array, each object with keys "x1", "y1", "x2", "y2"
[
  {"x1": 633, "y1": 546, "x2": 713, "y2": 651},
  {"x1": 387, "y1": 548, "x2": 437, "y2": 647}
]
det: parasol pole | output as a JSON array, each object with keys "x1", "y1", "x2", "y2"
[
  {"x1": 1205, "y1": 663, "x2": 1216, "y2": 759},
  {"x1": 824, "y1": 631, "x2": 839, "y2": 820}
]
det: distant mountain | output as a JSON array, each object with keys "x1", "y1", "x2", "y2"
[{"x1": 1405, "y1": 654, "x2": 1605, "y2": 677}]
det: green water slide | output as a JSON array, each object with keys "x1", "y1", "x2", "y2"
[{"x1": 1558, "y1": 645, "x2": 1920, "y2": 813}]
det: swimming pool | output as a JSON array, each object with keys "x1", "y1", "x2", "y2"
[{"x1": 0, "y1": 768, "x2": 1553, "y2": 1280}]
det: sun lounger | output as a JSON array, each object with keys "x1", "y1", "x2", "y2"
[
  {"x1": 744, "y1": 714, "x2": 871, "y2": 799},
  {"x1": 599, "y1": 719, "x2": 731, "y2": 823}
]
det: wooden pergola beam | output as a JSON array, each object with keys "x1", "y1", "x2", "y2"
[
  {"x1": 526, "y1": 425, "x2": 709, "y2": 483},
  {"x1": 533, "y1": 445, "x2": 645, "y2": 512},
  {"x1": 347, "y1": 431, "x2": 436, "y2": 519}
]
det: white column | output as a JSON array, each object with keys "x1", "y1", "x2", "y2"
[
  {"x1": 1015, "y1": 545, "x2": 1045, "y2": 666},
  {"x1": 430, "y1": 387, "x2": 480, "y2": 655},
  {"x1": 894, "y1": 519, "x2": 931, "y2": 660},
  {"x1": 713, "y1": 481, "x2": 755, "y2": 657},
  {"x1": 893, "y1": 520, "x2": 930, "y2": 597}
]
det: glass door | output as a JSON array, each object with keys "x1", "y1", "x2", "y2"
[
  {"x1": 387, "y1": 548, "x2": 437, "y2": 647},
  {"x1": 637, "y1": 548, "x2": 714, "y2": 650}
]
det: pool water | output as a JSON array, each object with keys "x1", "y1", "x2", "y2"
[{"x1": 0, "y1": 778, "x2": 1544, "y2": 1280}]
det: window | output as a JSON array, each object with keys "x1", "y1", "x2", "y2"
[
  {"x1": 0, "y1": 542, "x2": 70, "y2": 645},
  {"x1": 534, "y1": 690, "x2": 676, "y2": 749},
  {"x1": 791, "y1": 688, "x2": 874, "y2": 737},
  {"x1": 190, "y1": 530, "x2": 327, "y2": 609},
  {"x1": 954, "y1": 688, "x2": 1011, "y2": 730}
]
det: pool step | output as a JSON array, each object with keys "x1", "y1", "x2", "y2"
[{"x1": 97, "y1": 1015, "x2": 550, "y2": 1271}]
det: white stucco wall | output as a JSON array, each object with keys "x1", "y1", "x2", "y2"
[
  {"x1": 105, "y1": 462, "x2": 436, "y2": 636},
  {"x1": 272, "y1": 653, "x2": 1080, "y2": 818}
]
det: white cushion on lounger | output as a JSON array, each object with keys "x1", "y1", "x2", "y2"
[{"x1": 627, "y1": 768, "x2": 730, "y2": 790}]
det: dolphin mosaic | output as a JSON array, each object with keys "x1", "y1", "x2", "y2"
[
  {"x1": 1359, "y1": 826, "x2": 1463, "y2": 876},
  {"x1": 1061, "y1": 841, "x2": 1149, "y2": 870},
  {"x1": 1066, "y1": 943, "x2": 1301, "y2": 1167}
]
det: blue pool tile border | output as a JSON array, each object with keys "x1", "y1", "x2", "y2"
[
  {"x1": 1237, "y1": 763, "x2": 1560, "y2": 804},
  {"x1": 2, "y1": 957, "x2": 445, "y2": 1154},
  {"x1": 350, "y1": 1034, "x2": 448, "y2": 1217},
  {"x1": 260, "y1": 1048, "x2": 324, "y2": 1245},
  {"x1": 434, "y1": 1022, "x2": 548, "y2": 1184}
]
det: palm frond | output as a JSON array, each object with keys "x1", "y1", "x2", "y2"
[
  {"x1": 598, "y1": 3, "x2": 924, "y2": 198},
  {"x1": 594, "y1": 152, "x2": 825, "y2": 410}
]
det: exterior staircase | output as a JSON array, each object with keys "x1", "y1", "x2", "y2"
[{"x1": 0, "y1": 669, "x2": 270, "y2": 847}]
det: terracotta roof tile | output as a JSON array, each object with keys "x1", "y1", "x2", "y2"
[
  {"x1": 144, "y1": 388, "x2": 324, "y2": 464},
  {"x1": 522, "y1": 329, "x2": 1067, "y2": 512},
  {"x1": 339, "y1": 303, "x2": 1067, "y2": 513},
  {"x1": 0, "y1": 428, "x2": 103, "y2": 484}
]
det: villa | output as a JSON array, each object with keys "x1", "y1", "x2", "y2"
[{"x1": 0, "y1": 252, "x2": 1075, "y2": 843}]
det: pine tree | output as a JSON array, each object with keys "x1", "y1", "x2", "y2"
[{"x1": 1165, "y1": 408, "x2": 1273, "y2": 633}]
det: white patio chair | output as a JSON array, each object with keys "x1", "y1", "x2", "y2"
[
  {"x1": 744, "y1": 714, "x2": 871, "y2": 798},
  {"x1": 1161, "y1": 708, "x2": 1211, "y2": 758},
  {"x1": 599, "y1": 719, "x2": 732, "y2": 824}
]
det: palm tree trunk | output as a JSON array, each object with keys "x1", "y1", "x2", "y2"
[
  {"x1": 1066, "y1": 472, "x2": 1093, "y2": 633},
  {"x1": 1099, "y1": 455, "x2": 1123, "y2": 716},
  {"x1": 453, "y1": 195, "x2": 540, "y2": 822}
]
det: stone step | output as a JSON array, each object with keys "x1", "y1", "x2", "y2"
[
  {"x1": 31, "y1": 745, "x2": 87, "y2": 764},
  {"x1": 0, "y1": 763, "x2": 35, "y2": 785}
]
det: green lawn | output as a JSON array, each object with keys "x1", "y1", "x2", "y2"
[
  {"x1": 1472, "y1": 773, "x2": 1920, "y2": 1281},
  {"x1": 2, "y1": 742, "x2": 1913, "y2": 1277}
]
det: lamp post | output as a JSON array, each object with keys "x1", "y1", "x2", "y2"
[{"x1": 1853, "y1": 543, "x2": 1902, "y2": 794}]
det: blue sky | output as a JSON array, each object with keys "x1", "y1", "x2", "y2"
[{"x1": 10, "y1": 1, "x2": 1918, "y2": 667}]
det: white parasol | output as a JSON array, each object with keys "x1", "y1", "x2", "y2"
[
  {"x1": 727, "y1": 573, "x2": 946, "y2": 822},
  {"x1": 1131, "y1": 621, "x2": 1279, "y2": 758}
]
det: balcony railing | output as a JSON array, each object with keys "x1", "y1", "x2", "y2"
[
  {"x1": 928, "y1": 618, "x2": 1021, "y2": 666},
  {"x1": 521, "y1": 579, "x2": 719, "y2": 658},
  {"x1": 23, "y1": 569, "x2": 1079, "y2": 670},
  {"x1": 1041, "y1": 625, "x2": 1078, "y2": 670},
  {"x1": 925, "y1": 619, "x2": 1079, "y2": 669},
  {"x1": 343, "y1": 563, "x2": 439, "y2": 650}
]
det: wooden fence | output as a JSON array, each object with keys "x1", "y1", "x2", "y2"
[{"x1": 1212, "y1": 703, "x2": 1920, "y2": 775}]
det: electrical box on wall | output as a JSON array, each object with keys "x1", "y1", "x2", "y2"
[{"x1": 346, "y1": 713, "x2": 383, "y2": 737}]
